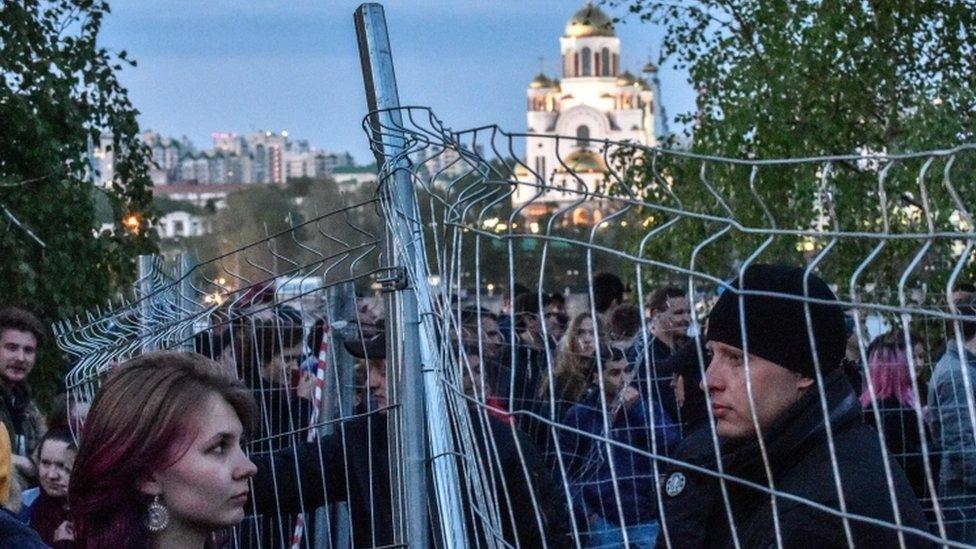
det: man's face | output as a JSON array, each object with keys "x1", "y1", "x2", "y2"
[
  {"x1": 544, "y1": 310, "x2": 568, "y2": 341},
  {"x1": 704, "y1": 340, "x2": 812, "y2": 439},
  {"x1": 367, "y1": 359, "x2": 388, "y2": 412},
  {"x1": 654, "y1": 297, "x2": 692, "y2": 338},
  {"x1": 479, "y1": 316, "x2": 503, "y2": 358},
  {"x1": 0, "y1": 329, "x2": 37, "y2": 385},
  {"x1": 516, "y1": 312, "x2": 541, "y2": 337},
  {"x1": 262, "y1": 342, "x2": 304, "y2": 387},
  {"x1": 601, "y1": 359, "x2": 630, "y2": 397}
]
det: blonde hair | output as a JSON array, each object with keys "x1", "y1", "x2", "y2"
[{"x1": 538, "y1": 312, "x2": 608, "y2": 402}]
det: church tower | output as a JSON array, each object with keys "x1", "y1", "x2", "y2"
[{"x1": 516, "y1": 3, "x2": 655, "y2": 225}]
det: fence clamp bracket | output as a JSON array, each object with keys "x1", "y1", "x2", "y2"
[{"x1": 376, "y1": 267, "x2": 408, "y2": 292}]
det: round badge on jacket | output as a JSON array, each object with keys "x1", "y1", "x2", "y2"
[{"x1": 665, "y1": 472, "x2": 686, "y2": 497}]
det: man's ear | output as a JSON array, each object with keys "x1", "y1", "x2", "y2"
[{"x1": 138, "y1": 473, "x2": 162, "y2": 497}]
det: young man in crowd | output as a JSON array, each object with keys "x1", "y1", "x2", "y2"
[
  {"x1": 251, "y1": 330, "x2": 570, "y2": 547},
  {"x1": 0, "y1": 308, "x2": 46, "y2": 485},
  {"x1": 459, "y1": 306, "x2": 508, "y2": 399},
  {"x1": 543, "y1": 292, "x2": 569, "y2": 344},
  {"x1": 694, "y1": 264, "x2": 928, "y2": 547},
  {"x1": 928, "y1": 296, "x2": 976, "y2": 543},
  {"x1": 629, "y1": 286, "x2": 691, "y2": 430},
  {"x1": 559, "y1": 345, "x2": 679, "y2": 547}
]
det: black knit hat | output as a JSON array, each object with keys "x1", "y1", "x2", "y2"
[{"x1": 706, "y1": 264, "x2": 847, "y2": 378}]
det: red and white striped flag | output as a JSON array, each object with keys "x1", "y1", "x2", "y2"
[{"x1": 291, "y1": 322, "x2": 331, "y2": 548}]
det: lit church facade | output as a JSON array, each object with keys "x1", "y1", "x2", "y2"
[{"x1": 514, "y1": 3, "x2": 657, "y2": 225}]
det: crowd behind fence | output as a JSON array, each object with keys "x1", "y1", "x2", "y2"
[
  {"x1": 51, "y1": 132, "x2": 976, "y2": 548},
  {"x1": 46, "y1": 5, "x2": 976, "y2": 548}
]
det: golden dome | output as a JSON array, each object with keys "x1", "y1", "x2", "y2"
[
  {"x1": 564, "y1": 149, "x2": 607, "y2": 173},
  {"x1": 529, "y1": 73, "x2": 553, "y2": 89},
  {"x1": 564, "y1": 3, "x2": 615, "y2": 38},
  {"x1": 616, "y1": 70, "x2": 635, "y2": 86}
]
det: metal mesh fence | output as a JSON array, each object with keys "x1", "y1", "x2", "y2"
[
  {"x1": 51, "y1": 5, "x2": 976, "y2": 549},
  {"x1": 360, "y1": 104, "x2": 976, "y2": 548}
]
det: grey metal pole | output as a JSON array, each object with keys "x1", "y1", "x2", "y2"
[
  {"x1": 354, "y1": 5, "x2": 428, "y2": 547},
  {"x1": 137, "y1": 254, "x2": 154, "y2": 353}
]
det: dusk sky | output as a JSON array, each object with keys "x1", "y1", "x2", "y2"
[{"x1": 101, "y1": 0, "x2": 696, "y2": 163}]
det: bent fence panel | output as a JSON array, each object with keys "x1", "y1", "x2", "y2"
[
  {"x1": 362, "y1": 102, "x2": 976, "y2": 548},
  {"x1": 54, "y1": 10, "x2": 976, "y2": 549}
]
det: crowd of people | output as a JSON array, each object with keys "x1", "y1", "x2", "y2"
[{"x1": 1, "y1": 268, "x2": 976, "y2": 547}]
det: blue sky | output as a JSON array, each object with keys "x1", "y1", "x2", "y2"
[{"x1": 101, "y1": 0, "x2": 695, "y2": 163}]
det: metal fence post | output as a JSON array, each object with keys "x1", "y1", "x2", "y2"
[
  {"x1": 137, "y1": 254, "x2": 154, "y2": 352},
  {"x1": 355, "y1": 5, "x2": 467, "y2": 548},
  {"x1": 354, "y1": 4, "x2": 429, "y2": 547}
]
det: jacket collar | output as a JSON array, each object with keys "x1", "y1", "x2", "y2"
[{"x1": 945, "y1": 341, "x2": 976, "y2": 365}]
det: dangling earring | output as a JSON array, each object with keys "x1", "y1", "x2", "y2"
[{"x1": 145, "y1": 495, "x2": 169, "y2": 532}]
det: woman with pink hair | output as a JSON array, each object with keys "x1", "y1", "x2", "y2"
[{"x1": 860, "y1": 339, "x2": 930, "y2": 500}]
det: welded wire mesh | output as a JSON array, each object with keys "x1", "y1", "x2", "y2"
[
  {"x1": 363, "y1": 105, "x2": 976, "y2": 548},
  {"x1": 53, "y1": 196, "x2": 416, "y2": 548},
  {"x1": 55, "y1": 102, "x2": 976, "y2": 548}
]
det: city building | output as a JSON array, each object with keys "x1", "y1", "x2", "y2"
[
  {"x1": 514, "y1": 3, "x2": 658, "y2": 224},
  {"x1": 92, "y1": 130, "x2": 356, "y2": 187}
]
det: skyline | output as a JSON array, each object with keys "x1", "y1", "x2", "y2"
[{"x1": 101, "y1": 1, "x2": 696, "y2": 164}]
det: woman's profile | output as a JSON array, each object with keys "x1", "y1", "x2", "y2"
[{"x1": 69, "y1": 351, "x2": 258, "y2": 548}]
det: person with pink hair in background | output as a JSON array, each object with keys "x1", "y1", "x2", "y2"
[{"x1": 860, "y1": 337, "x2": 931, "y2": 500}]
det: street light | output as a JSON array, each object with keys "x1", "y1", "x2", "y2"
[{"x1": 122, "y1": 213, "x2": 140, "y2": 234}]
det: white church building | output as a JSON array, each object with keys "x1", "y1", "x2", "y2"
[{"x1": 514, "y1": 3, "x2": 658, "y2": 225}]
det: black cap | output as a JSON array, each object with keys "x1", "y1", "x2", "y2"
[
  {"x1": 343, "y1": 331, "x2": 386, "y2": 360},
  {"x1": 706, "y1": 264, "x2": 847, "y2": 377}
]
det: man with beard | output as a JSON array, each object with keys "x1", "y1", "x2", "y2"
[
  {"x1": 0, "y1": 308, "x2": 46, "y2": 485},
  {"x1": 630, "y1": 287, "x2": 692, "y2": 431}
]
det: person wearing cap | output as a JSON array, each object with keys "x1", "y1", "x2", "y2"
[
  {"x1": 698, "y1": 264, "x2": 928, "y2": 547},
  {"x1": 558, "y1": 344, "x2": 679, "y2": 547},
  {"x1": 250, "y1": 328, "x2": 570, "y2": 547}
]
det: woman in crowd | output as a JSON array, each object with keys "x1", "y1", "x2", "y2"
[
  {"x1": 20, "y1": 427, "x2": 75, "y2": 545},
  {"x1": 538, "y1": 312, "x2": 608, "y2": 406},
  {"x1": 860, "y1": 337, "x2": 930, "y2": 500},
  {"x1": 530, "y1": 312, "x2": 609, "y2": 456},
  {"x1": 69, "y1": 352, "x2": 258, "y2": 548}
]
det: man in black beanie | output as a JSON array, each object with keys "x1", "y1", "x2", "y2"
[{"x1": 695, "y1": 264, "x2": 930, "y2": 548}]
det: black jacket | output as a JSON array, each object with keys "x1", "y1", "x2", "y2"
[
  {"x1": 863, "y1": 398, "x2": 932, "y2": 501},
  {"x1": 656, "y1": 417, "x2": 724, "y2": 549},
  {"x1": 251, "y1": 409, "x2": 570, "y2": 548},
  {"x1": 704, "y1": 369, "x2": 930, "y2": 548}
]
